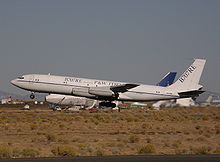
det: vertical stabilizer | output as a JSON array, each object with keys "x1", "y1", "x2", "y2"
[
  {"x1": 87, "y1": 100, "x2": 97, "y2": 110},
  {"x1": 168, "y1": 59, "x2": 206, "y2": 92},
  {"x1": 156, "y1": 72, "x2": 177, "y2": 87},
  {"x1": 206, "y1": 95, "x2": 213, "y2": 103}
]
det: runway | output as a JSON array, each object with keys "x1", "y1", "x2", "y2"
[{"x1": 1, "y1": 155, "x2": 220, "y2": 162}]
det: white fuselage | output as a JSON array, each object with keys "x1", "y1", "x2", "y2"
[{"x1": 11, "y1": 74, "x2": 179, "y2": 102}]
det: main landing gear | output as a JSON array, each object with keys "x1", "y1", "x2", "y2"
[
  {"x1": 30, "y1": 93, "x2": 35, "y2": 99},
  {"x1": 99, "y1": 102, "x2": 116, "y2": 108},
  {"x1": 99, "y1": 101, "x2": 121, "y2": 112}
]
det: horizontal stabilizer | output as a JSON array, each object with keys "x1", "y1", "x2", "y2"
[{"x1": 178, "y1": 90, "x2": 205, "y2": 98}]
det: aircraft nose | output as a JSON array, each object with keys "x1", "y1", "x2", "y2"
[{"x1": 10, "y1": 79, "x2": 17, "y2": 85}]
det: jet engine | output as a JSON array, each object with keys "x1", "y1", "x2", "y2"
[{"x1": 88, "y1": 87, "x2": 115, "y2": 97}]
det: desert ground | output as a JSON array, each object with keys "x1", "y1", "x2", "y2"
[{"x1": 0, "y1": 105, "x2": 219, "y2": 158}]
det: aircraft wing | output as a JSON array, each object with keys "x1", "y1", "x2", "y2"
[
  {"x1": 110, "y1": 84, "x2": 139, "y2": 93},
  {"x1": 88, "y1": 84, "x2": 139, "y2": 97}
]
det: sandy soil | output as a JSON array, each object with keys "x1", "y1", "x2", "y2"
[{"x1": 0, "y1": 106, "x2": 219, "y2": 158}]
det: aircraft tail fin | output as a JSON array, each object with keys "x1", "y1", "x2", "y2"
[
  {"x1": 206, "y1": 95, "x2": 213, "y2": 103},
  {"x1": 87, "y1": 100, "x2": 97, "y2": 110},
  {"x1": 168, "y1": 59, "x2": 206, "y2": 92},
  {"x1": 156, "y1": 72, "x2": 177, "y2": 87}
]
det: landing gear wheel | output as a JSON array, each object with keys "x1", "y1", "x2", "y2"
[
  {"x1": 30, "y1": 93, "x2": 35, "y2": 99},
  {"x1": 99, "y1": 102, "x2": 116, "y2": 108}
]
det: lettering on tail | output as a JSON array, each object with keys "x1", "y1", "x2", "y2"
[{"x1": 179, "y1": 65, "x2": 196, "y2": 83}]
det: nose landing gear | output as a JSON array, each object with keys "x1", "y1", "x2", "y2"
[{"x1": 30, "y1": 93, "x2": 35, "y2": 99}]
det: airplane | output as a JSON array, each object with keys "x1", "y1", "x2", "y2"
[
  {"x1": 46, "y1": 94, "x2": 97, "y2": 111},
  {"x1": 10, "y1": 59, "x2": 206, "y2": 109},
  {"x1": 199, "y1": 94, "x2": 220, "y2": 107},
  {"x1": 176, "y1": 98, "x2": 196, "y2": 107},
  {"x1": 153, "y1": 97, "x2": 197, "y2": 110},
  {"x1": 45, "y1": 71, "x2": 177, "y2": 110}
]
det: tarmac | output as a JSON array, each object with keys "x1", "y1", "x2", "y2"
[{"x1": 0, "y1": 155, "x2": 220, "y2": 162}]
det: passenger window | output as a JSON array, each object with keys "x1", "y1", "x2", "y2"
[{"x1": 18, "y1": 76, "x2": 24, "y2": 79}]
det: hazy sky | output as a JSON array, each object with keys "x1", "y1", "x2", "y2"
[{"x1": 0, "y1": 0, "x2": 220, "y2": 95}]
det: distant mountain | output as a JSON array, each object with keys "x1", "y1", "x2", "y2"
[{"x1": 0, "y1": 90, "x2": 46, "y2": 101}]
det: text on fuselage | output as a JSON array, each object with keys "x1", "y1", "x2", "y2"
[
  {"x1": 93, "y1": 81, "x2": 121, "y2": 86},
  {"x1": 65, "y1": 78, "x2": 82, "y2": 83},
  {"x1": 179, "y1": 65, "x2": 196, "y2": 83},
  {"x1": 64, "y1": 78, "x2": 121, "y2": 86}
]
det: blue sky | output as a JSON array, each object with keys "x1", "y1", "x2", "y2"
[{"x1": 0, "y1": 0, "x2": 220, "y2": 95}]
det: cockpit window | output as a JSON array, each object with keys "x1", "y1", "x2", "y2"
[{"x1": 18, "y1": 76, "x2": 24, "y2": 79}]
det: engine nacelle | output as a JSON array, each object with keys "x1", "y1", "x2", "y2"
[
  {"x1": 88, "y1": 87, "x2": 115, "y2": 97},
  {"x1": 72, "y1": 87, "x2": 95, "y2": 98}
]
